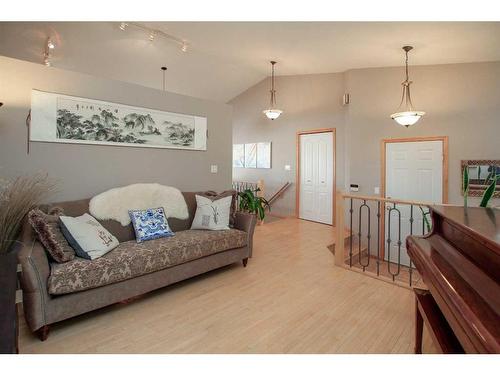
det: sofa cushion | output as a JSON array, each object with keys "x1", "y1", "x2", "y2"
[
  {"x1": 48, "y1": 228, "x2": 248, "y2": 295},
  {"x1": 191, "y1": 195, "x2": 232, "y2": 231},
  {"x1": 60, "y1": 213, "x2": 119, "y2": 260},
  {"x1": 28, "y1": 208, "x2": 75, "y2": 263},
  {"x1": 129, "y1": 207, "x2": 174, "y2": 243},
  {"x1": 197, "y1": 190, "x2": 238, "y2": 227}
]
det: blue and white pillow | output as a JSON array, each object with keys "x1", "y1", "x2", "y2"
[{"x1": 128, "y1": 207, "x2": 174, "y2": 243}]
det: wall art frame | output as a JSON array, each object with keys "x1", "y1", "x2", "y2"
[{"x1": 30, "y1": 89, "x2": 208, "y2": 151}]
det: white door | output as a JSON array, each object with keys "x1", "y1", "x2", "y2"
[
  {"x1": 385, "y1": 140, "x2": 443, "y2": 266},
  {"x1": 299, "y1": 132, "x2": 334, "y2": 225}
]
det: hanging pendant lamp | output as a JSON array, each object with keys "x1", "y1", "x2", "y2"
[
  {"x1": 263, "y1": 61, "x2": 283, "y2": 120},
  {"x1": 390, "y1": 46, "x2": 425, "y2": 127}
]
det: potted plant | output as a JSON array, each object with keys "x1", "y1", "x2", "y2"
[
  {"x1": 0, "y1": 175, "x2": 53, "y2": 353},
  {"x1": 238, "y1": 188, "x2": 271, "y2": 224},
  {"x1": 463, "y1": 165, "x2": 499, "y2": 208}
]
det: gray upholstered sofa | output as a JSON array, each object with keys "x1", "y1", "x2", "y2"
[{"x1": 16, "y1": 192, "x2": 256, "y2": 341}]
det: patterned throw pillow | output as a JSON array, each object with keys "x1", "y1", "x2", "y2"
[
  {"x1": 128, "y1": 207, "x2": 174, "y2": 243},
  {"x1": 60, "y1": 213, "x2": 119, "y2": 260},
  {"x1": 28, "y1": 208, "x2": 75, "y2": 263},
  {"x1": 197, "y1": 190, "x2": 238, "y2": 228},
  {"x1": 191, "y1": 195, "x2": 232, "y2": 231}
]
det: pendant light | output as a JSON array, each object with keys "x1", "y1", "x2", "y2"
[
  {"x1": 263, "y1": 61, "x2": 283, "y2": 120},
  {"x1": 390, "y1": 46, "x2": 425, "y2": 127},
  {"x1": 161, "y1": 66, "x2": 167, "y2": 91}
]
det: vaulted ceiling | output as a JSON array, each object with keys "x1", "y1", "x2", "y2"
[{"x1": 1, "y1": 22, "x2": 499, "y2": 102}]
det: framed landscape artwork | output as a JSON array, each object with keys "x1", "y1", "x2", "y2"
[
  {"x1": 30, "y1": 90, "x2": 208, "y2": 150},
  {"x1": 233, "y1": 142, "x2": 271, "y2": 169}
]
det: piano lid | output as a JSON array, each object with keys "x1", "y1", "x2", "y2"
[{"x1": 431, "y1": 205, "x2": 500, "y2": 252}]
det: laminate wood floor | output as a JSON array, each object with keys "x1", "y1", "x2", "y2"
[{"x1": 19, "y1": 218, "x2": 436, "y2": 353}]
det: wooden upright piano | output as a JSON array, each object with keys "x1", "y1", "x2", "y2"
[{"x1": 406, "y1": 205, "x2": 500, "y2": 354}]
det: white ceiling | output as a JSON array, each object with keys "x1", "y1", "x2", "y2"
[{"x1": 1, "y1": 22, "x2": 499, "y2": 102}]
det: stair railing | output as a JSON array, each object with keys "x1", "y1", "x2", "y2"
[
  {"x1": 268, "y1": 182, "x2": 292, "y2": 205},
  {"x1": 334, "y1": 191, "x2": 447, "y2": 288}
]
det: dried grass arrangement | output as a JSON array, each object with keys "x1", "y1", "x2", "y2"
[{"x1": 0, "y1": 174, "x2": 55, "y2": 254}]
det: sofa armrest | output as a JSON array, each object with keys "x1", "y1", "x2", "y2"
[
  {"x1": 234, "y1": 212, "x2": 257, "y2": 258},
  {"x1": 15, "y1": 224, "x2": 51, "y2": 331}
]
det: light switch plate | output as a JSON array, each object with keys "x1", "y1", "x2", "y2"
[
  {"x1": 284, "y1": 165, "x2": 291, "y2": 171},
  {"x1": 374, "y1": 187, "x2": 380, "y2": 195},
  {"x1": 210, "y1": 165, "x2": 218, "y2": 173}
]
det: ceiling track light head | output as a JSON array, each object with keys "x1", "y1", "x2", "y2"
[
  {"x1": 181, "y1": 42, "x2": 188, "y2": 52},
  {"x1": 47, "y1": 38, "x2": 55, "y2": 49},
  {"x1": 119, "y1": 22, "x2": 127, "y2": 31}
]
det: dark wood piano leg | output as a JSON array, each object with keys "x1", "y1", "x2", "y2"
[
  {"x1": 414, "y1": 292, "x2": 424, "y2": 354},
  {"x1": 242, "y1": 258, "x2": 248, "y2": 267}
]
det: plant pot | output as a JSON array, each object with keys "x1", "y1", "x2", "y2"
[{"x1": 0, "y1": 248, "x2": 18, "y2": 354}]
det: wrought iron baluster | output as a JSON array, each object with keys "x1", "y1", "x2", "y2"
[
  {"x1": 376, "y1": 201, "x2": 381, "y2": 277},
  {"x1": 349, "y1": 198, "x2": 353, "y2": 267},
  {"x1": 358, "y1": 200, "x2": 371, "y2": 271},
  {"x1": 387, "y1": 203, "x2": 402, "y2": 281}
]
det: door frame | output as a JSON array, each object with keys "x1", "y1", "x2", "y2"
[
  {"x1": 296, "y1": 128, "x2": 337, "y2": 226},
  {"x1": 380, "y1": 136, "x2": 449, "y2": 256}
]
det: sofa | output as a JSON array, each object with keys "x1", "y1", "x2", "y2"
[{"x1": 16, "y1": 191, "x2": 256, "y2": 341}]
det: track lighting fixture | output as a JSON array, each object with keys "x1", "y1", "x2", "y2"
[
  {"x1": 43, "y1": 55, "x2": 51, "y2": 67},
  {"x1": 118, "y1": 22, "x2": 189, "y2": 53},
  {"x1": 161, "y1": 66, "x2": 167, "y2": 91},
  {"x1": 43, "y1": 37, "x2": 54, "y2": 67}
]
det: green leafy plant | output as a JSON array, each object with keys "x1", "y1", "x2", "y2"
[
  {"x1": 480, "y1": 174, "x2": 499, "y2": 208},
  {"x1": 462, "y1": 165, "x2": 469, "y2": 208},
  {"x1": 418, "y1": 206, "x2": 432, "y2": 233},
  {"x1": 463, "y1": 164, "x2": 499, "y2": 208},
  {"x1": 238, "y1": 188, "x2": 270, "y2": 221}
]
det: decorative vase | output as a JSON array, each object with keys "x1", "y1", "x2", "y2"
[{"x1": 0, "y1": 248, "x2": 18, "y2": 354}]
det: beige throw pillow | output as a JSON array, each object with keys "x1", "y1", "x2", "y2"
[
  {"x1": 191, "y1": 195, "x2": 232, "y2": 231},
  {"x1": 60, "y1": 213, "x2": 119, "y2": 260}
]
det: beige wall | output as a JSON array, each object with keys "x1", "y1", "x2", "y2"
[
  {"x1": 231, "y1": 73, "x2": 346, "y2": 217},
  {"x1": 345, "y1": 61, "x2": 500, "y2": 206},
  {"x1": 0, "y1": 56, "x2": 233, "y2": 202},
  {"x1": 232, "y1": 61, "x2": 500, "y2": 215}
]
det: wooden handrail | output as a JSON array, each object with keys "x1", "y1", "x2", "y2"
[
  {"x1": 341, "y1": 193, "x2": 459, "y2": 207},
  {"x1": 268, "y1": 182, "x2": 291, "y2": 205}
]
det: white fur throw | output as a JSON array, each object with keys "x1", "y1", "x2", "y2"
[{"x1": 89, "y1": 183, "x2": 189, "y2": 226}]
